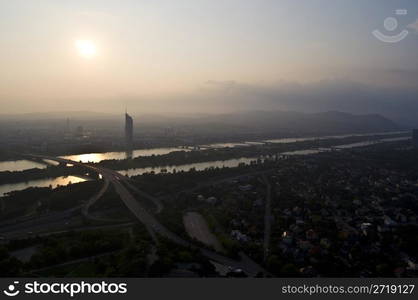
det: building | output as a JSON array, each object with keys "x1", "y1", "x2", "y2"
[
  {"x1": 125, "y1": 112, "x2": 133, "y2": 148},
  {"x1": 413, "y1": 129, "x2": 418, "y2": 148}
]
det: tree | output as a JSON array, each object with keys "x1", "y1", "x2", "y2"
[{"x1": 280, "y1": 263, "x2": 299, "y2": 277}]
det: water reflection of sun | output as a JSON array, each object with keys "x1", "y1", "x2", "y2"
[
  {"x1": 62, "y1": 153, "x2": 105, "y2": 163},
  {"x1": 54, "y1": 176, "x2": 86, "y2": 186}
]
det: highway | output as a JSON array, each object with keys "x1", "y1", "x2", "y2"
[
  {"x1": 81, "y1": 177, "x2": 109, "y2": 219},
  {"x1": 25, "y1": 154, "x2": 268, "y2": 276},
  {"x1": 124, "y1": 180, "x2": 164, "y2": 214}
]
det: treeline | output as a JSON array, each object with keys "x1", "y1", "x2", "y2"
[
  {"x1": 130, "y1": 162, "x2": 266, "y2": 196},
  {"x1": 0, "y1": 229, "x2": 134, "y2": 276},
  {"x1": 0, "y1": 180, "x2": 102, "y2": 221},
  {"x1": 0, "y1": 165, "x2": 88, "y2": 185}
]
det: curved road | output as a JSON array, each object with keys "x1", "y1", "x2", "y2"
[
  {"x1": 81, "y1": 178, "x2": 110, "y2": 220},
  {"x1": 27, "y1": 154, "x2": 268, "y2": 277}
]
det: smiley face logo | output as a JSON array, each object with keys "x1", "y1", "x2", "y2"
[
  {"x1": 3, "y1": 281, "x2": 20, "y2": 297},
  {"x1": 373, "y1": 9, "x2": 409, "y2": 43}
]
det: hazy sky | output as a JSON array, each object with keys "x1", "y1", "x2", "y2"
[{"x1": 1, "y1": 0, "x2": 418, "y2": 117}]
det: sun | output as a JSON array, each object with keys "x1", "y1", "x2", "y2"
[{"x1": 75, "y1": 40, "x2": 97, "y2": 58}]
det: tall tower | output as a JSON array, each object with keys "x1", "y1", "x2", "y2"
[{"x1": 125, "y1": 110, "x2": 133, "y2": 148}]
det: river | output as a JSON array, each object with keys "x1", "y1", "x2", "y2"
[
  {"x1": 60, "y1": 147, "x2": 190, "y2": 163},
  {"x1": 0, "y1": 176, "x2": 88, "y2": 197},
  {"x1": 118, "y1": 136, "x2": 411, "y2": 176},
  {"x1": 0, "y1": 160, "x2": 47, "y2": 172},
  {"x1": 0, "y1": 132, "x2": 411, "y2": 196}
]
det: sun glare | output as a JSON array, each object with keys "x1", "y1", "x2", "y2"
[{"x1": 75, "y1": 39, "x2": 97, "y2": 58}]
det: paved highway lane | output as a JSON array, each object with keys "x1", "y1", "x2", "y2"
[
  {"x1": 25, "y1": 154, "x2": 269, "y2": 277},
  {"x1": 81, "y1": 178, "x2": 109, "y2": 219}
]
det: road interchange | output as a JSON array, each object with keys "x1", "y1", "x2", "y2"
[{"x1": 24, "y1": 154, "x2": 269, "y2": 277}]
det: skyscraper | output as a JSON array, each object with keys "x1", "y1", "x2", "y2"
[{"x1": 125, "y1": 111, "x2": 133, "y2": 148}]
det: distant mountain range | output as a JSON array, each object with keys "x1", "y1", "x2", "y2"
[{"x1": 187, "y1": 110, "x2": 400, "y2": 134}]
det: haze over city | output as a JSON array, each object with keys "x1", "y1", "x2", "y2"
[
  {"x1": 1, "y1": 0, "x2": 418, "y2": 282},
  {"x1": 1, "y1": 0, "x2": 418, "y2": 124}
]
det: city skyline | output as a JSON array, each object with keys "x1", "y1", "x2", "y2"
[
  {"x1": 1, "y1": 1, "x2": 418, "y2": 282},
  {"x1": 0, "y1": 0, "x2": 417, "y2": 120}
]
